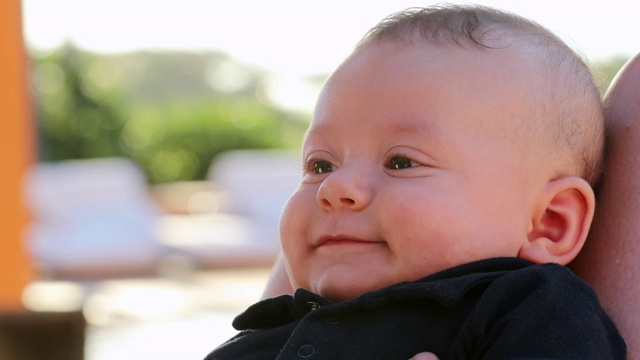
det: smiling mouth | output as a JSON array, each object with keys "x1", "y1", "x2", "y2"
[
  {"x1": 322, "y1": 239, "x2": 370, "y2": 246},
  {"x1": 317, "y1": 235, "x2": 382, "y2": 247}
]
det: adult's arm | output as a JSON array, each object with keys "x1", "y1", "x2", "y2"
[{"x1": 570, "y1": 53, "x2": 640, "y2": 358}]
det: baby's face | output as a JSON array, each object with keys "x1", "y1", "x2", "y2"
[{"x1": 280, "y1": 41, "x2": 545, "y2": 302}]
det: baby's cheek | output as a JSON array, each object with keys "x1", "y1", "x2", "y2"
[{"x1": 279, "y1": 189, "x2": 310, "y2": 238}]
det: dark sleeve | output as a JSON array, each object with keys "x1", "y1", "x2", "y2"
[{"x1": 450, "y1": 264, "x2": 626, "y2": 359}]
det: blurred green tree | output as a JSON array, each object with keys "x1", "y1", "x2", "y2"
[
  {"x1": 121, "y1": 98, "x2": 305, "y2": 183},
  {"x1": 31, "y1": 45, "x2": 308, "y2": 183},
  {"x1": 33, "y1": 45, "x2": 128, "y2": 161}
]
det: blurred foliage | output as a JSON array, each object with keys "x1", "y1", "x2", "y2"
[
  {"x1": 123, "y1": 98, "x2": 305, "y2": 183},
  {"x1": 33, "y1": 46, "x2": 128, "y2": 161},
  {"x1": 30, "y1": 45, "x2": 630, "y2": 183},
  {"x1": 31, "y1": 45, "x2": 309, "y2": 183},
  {"x1": 591, "y1": 54, "x2": 632, "y2": 95}
]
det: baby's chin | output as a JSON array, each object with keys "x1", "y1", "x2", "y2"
[
  {"x1": 316, "y1": 288, "x2": 359, "y2": 303},
  {"x1": 300, "y1": 266, "x2": 413, "y2": 302},
  {"x1": 312, "y1": 278, "x2": 391, "y2": 303}
]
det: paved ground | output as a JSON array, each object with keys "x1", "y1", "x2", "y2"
[
  {"x1": 88, "y1": 267, "x2": 272, "y2": 360},
  {"x1": 26, "y1": 267, "x2": 272, "y2": 360}
]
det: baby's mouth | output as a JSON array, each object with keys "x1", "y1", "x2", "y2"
[{"x1": 316, "y1": 235, "x2": 383, "y2": 247}]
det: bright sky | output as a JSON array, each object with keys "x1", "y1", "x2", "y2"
[{"x1": 22, "y1": 0, "x2": 638, "y2": 79}]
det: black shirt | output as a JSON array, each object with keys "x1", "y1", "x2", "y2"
[{"x1": 205, "y1": 258, "x2": 625, "y2": 359}]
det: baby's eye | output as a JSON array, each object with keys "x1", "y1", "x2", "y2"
[
  {"x1": 388, "y1": 156, "x2": 419, "y2": 170},
  {"x1": 311, "y1": 160, "x2": 335, "y2": 174}
]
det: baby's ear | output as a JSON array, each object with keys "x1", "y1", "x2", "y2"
[{"x1": 518, "y1": 177, "x2": 595, "y2": 266}]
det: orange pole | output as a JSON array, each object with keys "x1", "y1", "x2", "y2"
[{"x1": 0, "y1": 0, "x2": 34, "y2": 309}]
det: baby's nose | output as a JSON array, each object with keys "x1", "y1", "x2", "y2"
[{"x1": 316, "y1": 168, "x2": 372, "y2": 211}]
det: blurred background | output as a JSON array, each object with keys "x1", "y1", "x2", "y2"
[{"x1": 3, "y1": 0, "x2": 637, "y2": 359}]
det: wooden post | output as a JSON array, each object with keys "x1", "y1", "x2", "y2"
[
  {"x1": 0, "y1": 0, "x2": 34, "y2": 309},
  {"x1": 0, "y1": 5, "x2": 86, "y2": 360}
]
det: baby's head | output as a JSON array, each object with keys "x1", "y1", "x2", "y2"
[
  {"x1": 280, "y1": 4, "x2": 604, "y2": 302},
  {"x1": 354, "y1": 4, "x2": 604, "y2": 187}
]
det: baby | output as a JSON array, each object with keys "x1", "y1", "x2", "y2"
[{"x1": 205, "y1": 4, "x2": 625, "y2": 359}]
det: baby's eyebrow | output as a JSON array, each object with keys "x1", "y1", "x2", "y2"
[
  {"x1": 302, "y1": 116, "x2": 440, "y2": 154},
  {"x1": 386, "y1": 117, "x2": 438, "y2": 135},
  {"x1": 301, "y1": 123, "x2": 334, "y2": 146},
  {"x1": 305, "y1": 122, "x2": 334, "y2": 136}
]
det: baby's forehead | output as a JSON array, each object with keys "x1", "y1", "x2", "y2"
[
  {"x1": 326, "y1": 41, "x2": 546, "y2": 118},
  {"x1": 343, "y1": 39, "x2": 542, "y2": 82}
]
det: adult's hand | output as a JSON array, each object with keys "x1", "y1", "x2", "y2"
[
  {"x1": 261, "y1": 254, "x2": 293, "y2": 299},
  {"x1": 408, "y1": 353, "x2": 440, "y2": 360}
]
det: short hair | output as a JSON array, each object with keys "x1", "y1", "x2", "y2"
[{"x1": 355, "y1": 4, "x2": 604, "y2": 187}]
